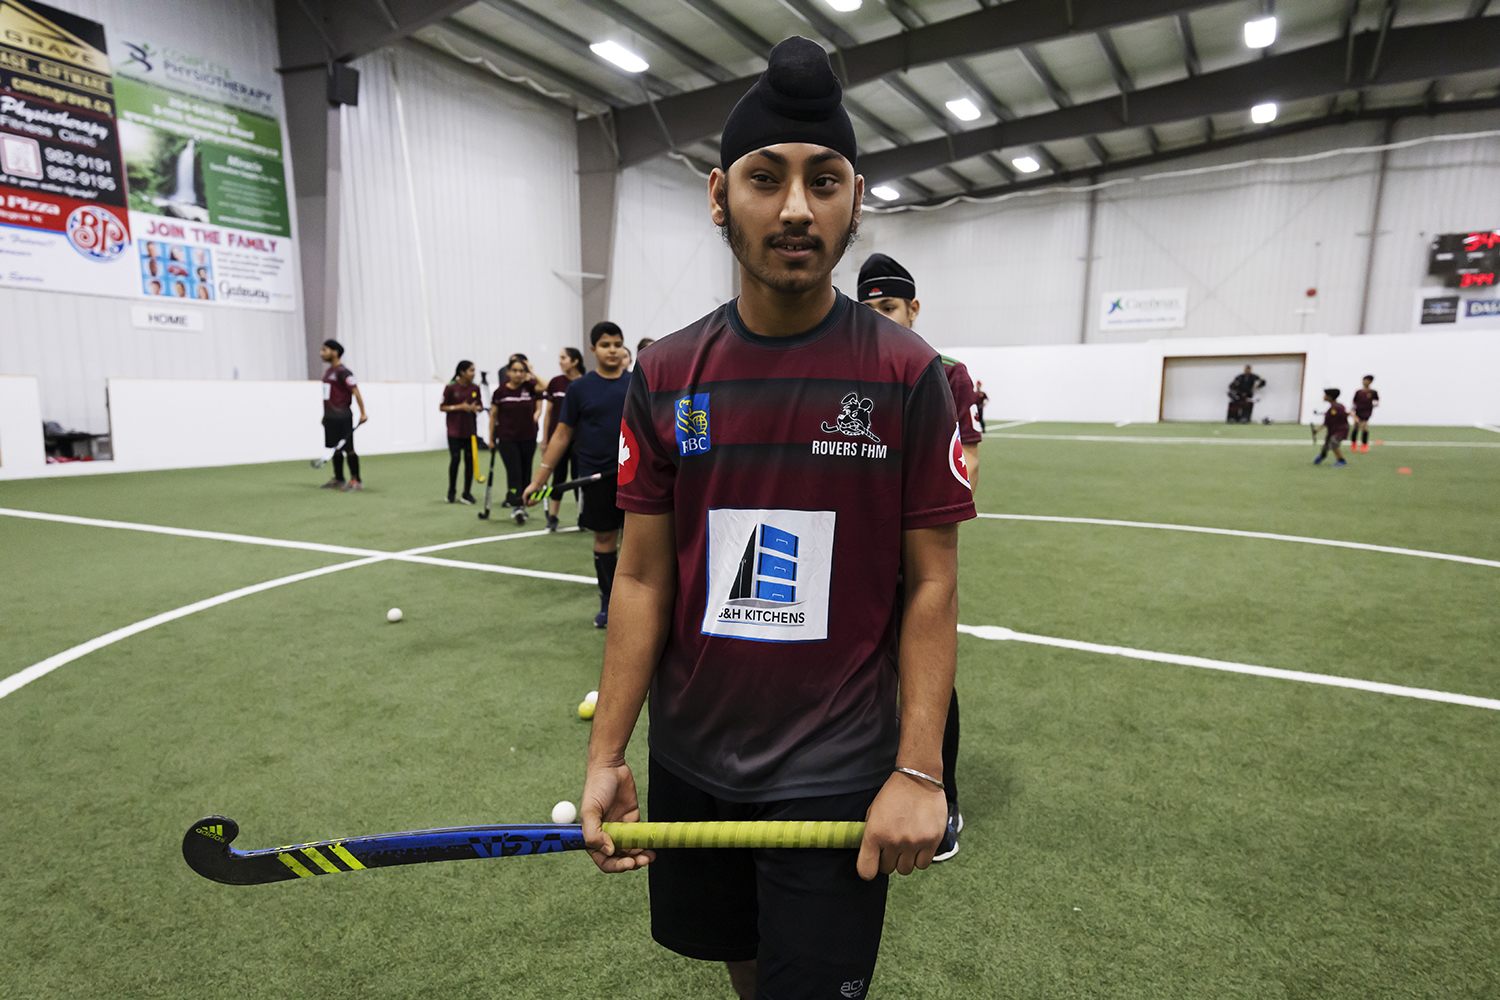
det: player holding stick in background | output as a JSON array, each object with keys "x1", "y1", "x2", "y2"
[
  {"x1": 542, "y1": 348, "x2": 585, "y2": 532},
  {"x1": 440, "y1": 361, "x2": 484, "y2": 504},
  {"x1": 857, "y1": 252, "x2": 976, "y2": 861},
  {"x1": 489, "y1": 358, "x2": 545, "y2": 523},
  {"x1": 1314, "y1": 388, "x2": 1350, "y2": 467},
  {"x1": 1350, "y1": 375, "x2": 1379, "y2": 453},
  {"x1": 571, "y1": 39, "x2": 974, "y2": 1000},
  {"x1": 522, "y1": 323, "x2": 632, "y2": 627},
  {"x1": 318, "y1": 339, "x2": 367, "y2": 492}
]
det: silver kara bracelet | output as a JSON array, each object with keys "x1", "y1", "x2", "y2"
[{"x1": 894, "y1": 766, "x2": 945, "y2": 791}]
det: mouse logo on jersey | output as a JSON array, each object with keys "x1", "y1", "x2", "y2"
[
  {"x1": 948, "y1": 425, "x2": 971, "y2": 489},
  {"x1": 822, "y1": 392, "x2": 881, "y2": 443},
  {"x1": 703, "y1": 509, "x2": 835, "y2": 642},
  {"x1": 675, "y1": 393, "x2": 711, "y2": 456}
]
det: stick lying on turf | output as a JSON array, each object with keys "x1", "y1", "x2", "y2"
[{"x1": 183, "y1": 815, "x2": 865, "y2": 885}]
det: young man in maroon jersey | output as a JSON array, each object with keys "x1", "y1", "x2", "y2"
[
  {"x1": 575, "y1": 38, "x2": 974, "y2": 1000},
  {"x1": 857, "y1": 251, "x2": 978, "y2": 862},
  {"x1": 1350, "y1": 375, "x2": 1379, "y2": 453},
  {"x1": 318, "y1": 339, "x2": 367, "y2": 491},
  {"x1": 1314, "y1": 388, "x2": 1350, "y2": 467}
]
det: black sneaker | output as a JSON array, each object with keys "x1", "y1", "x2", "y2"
[
  {"x1": 321, "y1": 478, "x2": 346, "y2": 490},
  {"x1": 593, "y1": 610, "x2": 608, "y2": 629},
  {"x1": 510, "y1": 506, "x2": 529, "y2": 525},
  {"x1": 546, "y1": 513, "x2": 560, "y2": 533},
  {"x1": 458, "y1": 494, "x2": 476, "y2": 505},
  {"x1": 933, "y1": 802, "x2": 962, "y2": 862}
]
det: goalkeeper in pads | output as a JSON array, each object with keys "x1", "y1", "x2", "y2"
[{"x1": 578, "y1": 37, "x2": 974, "y2": 1000}]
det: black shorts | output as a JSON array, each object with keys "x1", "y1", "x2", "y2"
[
  {"x1": 647, "y1": 757, "x2": 887, "y2": 1000},
  {"x1": 576, "y1": 477, "x2": 623, "y2": 533},
  {"x1": 549, "y1": 449, "x2": 576, "y2": 491},
  {"x1": 1354, "y1": 411, "x2": 1373, "y2": 423},
  {"x1": 322, "y1": 414, "x2": 354, "y2": 450}
]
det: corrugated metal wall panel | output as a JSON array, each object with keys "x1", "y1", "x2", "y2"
[
  {"x1": 0, "y1": 0, "x2": 301, "y2": 434},
  {"x1": 337, "y1": 45, "x2": 582, "y2": 387},
  {"x1": 607, "y1": 159, "x2": 733, "y2": 344}
]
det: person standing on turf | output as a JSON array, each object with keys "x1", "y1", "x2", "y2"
[
  {"x1": 522, "y1": 323, "x2": 632, "y2": 627},
  {"x1": 489, "y1": 358, "x2": 545, "y2": 519},
  {"x1": 973, "y1": 381, "x2": 988, "y2": 432},
  {"x1": 1351, "y1": 375, "x2": 1379, "y2": 453},
  {"x1": 318, "y1": 339, "x2": 367, "y2": 491},
  {"x1": 440, "y1": 360, "x2": 483, "y2": 504},
  {"x1": 856, "y1": 251, "x2": 975, "y2": 861},
  {"x1": 856, "y1": 252, "x2": 983, "y2": 488},
  {"x1": 542, "y1": 347, "x2": 586, "y2": 532},
  {"x1": 1315, "y1": 388, "x2": 1349, "y2": 467},
  {"x1": 574, "y1": 38, "x2": 974, "y2": 1000}
]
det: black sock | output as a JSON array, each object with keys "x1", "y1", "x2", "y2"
[
  {"x1": 333, "y1": 452, "x2": 344, "y2": 480},
  {"x1": 1362, "y1": 430, "x2": 1369, "y2": 445},
  {"x1": 347, "y1": 453, "x2": 360, "y2": 480},
  {"x1": 942, "y1": 688, "x2": 960, "y2": 808},
  {"x1": 594, "y1": 550, "x2": 618, "y2": 611}
]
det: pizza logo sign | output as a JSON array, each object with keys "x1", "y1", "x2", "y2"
[{"x1": 65, "y1": 205, "x2": 129, "y2": 260}]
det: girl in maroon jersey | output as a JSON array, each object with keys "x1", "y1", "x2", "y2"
[
  {"x1": 542, "y1": 347, "x2": 585, "y2": 532},
  {"x1": 1350, "y1": 375, "x2": 1379, "y2": 452},
  {"x1": 439, "y1": 360, "x2": 484, "y2": 503},
  {"x1": 489, "y1": 359, "x2": 545, "y2": 519}
]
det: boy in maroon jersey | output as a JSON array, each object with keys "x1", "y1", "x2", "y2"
[
  {"x1": 576, "y1": 38, "x2": 973, "y2": 1000},
  {"x1": 541, "y1": 347, "x2": 585, "y2": 532},
  {"x1": 1350, "y1": 375, "x2": 1379, "y2": 453},
  {"x1": 318, "y1": 339, "x2": 367, "y2": 491},
  {"x1": 857, "y1": 251, "x2": 977, "y2": 862},
  {"x1": 1314, "y1": 388, "x2": 1349, "y2": 467}
]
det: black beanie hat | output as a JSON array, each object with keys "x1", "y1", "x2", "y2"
[
  {"x1": 719, "y1": 37, "x2": 857, "y2": 171},
  {"x1": 857, "y1": 253, "x2": 915, "y2": 301}
]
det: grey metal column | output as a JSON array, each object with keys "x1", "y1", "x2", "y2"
[
  {"x1": 1079, "y1": 182, "x2": 1099, "y2": 343},
  {"x1": 577, "y1": 117, "x2": 619, "y2": 348},
  {"x1": 1356, "y1": 118, "x2": 1396, "y2": 337},
  {"x1": 283, "y1": 66, "x2": 336, "y2": 377}
]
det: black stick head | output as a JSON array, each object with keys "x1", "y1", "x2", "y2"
[
  {"x1": 477, "y1": 511, "x2": 489, "y2": 519},
  {"x1": 183, "y1": 815, "x2": 296, "y2": 885}
]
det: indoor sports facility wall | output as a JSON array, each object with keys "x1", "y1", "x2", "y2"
[
  {"x1": 846, "y1": 112, "x2": 1500, "y2": 349},
  {"x1": 333, "y1": 42, "x2": 583, "y2": 384},
  {"x1": 0, "y1": 0, "x2": 302, "y2": 437},
  {"x1": 943, "y1": 329, "x2": 1500, "y2": 427},
  {"x1": 1161, "y1": 355, "x2": 1305, "y2": 423}
]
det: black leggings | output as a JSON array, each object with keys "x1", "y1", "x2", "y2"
[
  {"x1": 447, "y1": 436, "x2": 474, "y2": 499},
  {"x1": 495, "y1": 438, "x2": 536, "y2": 504}
]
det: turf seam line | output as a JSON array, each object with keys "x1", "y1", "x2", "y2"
[
  {"x1": 958, "y1": 625, "x2": 1500, "y2": 712},
  {"x1": 981, "y1": 432, "x2": 1500, "y2": 447},
  {"x1": 976, "y1": 514, "x2": 1500, "y2": 569}
]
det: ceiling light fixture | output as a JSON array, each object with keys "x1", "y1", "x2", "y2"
[
  {"x1": 1243, "y1": 16, "x2": 1277, "y2": 49},
  {"x1": 824, "y1": 0, "x2": 862, "y2": 12},
  {"x1": 590, "y1": 40, "x2": 649, "y2": 74},
  {"x1": 1012, "y1": 155, "x2": 1041, "y2": 173},
  {"x1": 945, "y1": 98, "x2": 981, "y2": 122},
  {"x1": 870, "y1": 185, "x2": 901, "y2": 201},
  {"x1": 1250, "y1": 101, "x2": 1278, "y2": 124}
]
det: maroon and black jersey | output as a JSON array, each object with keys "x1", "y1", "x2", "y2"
[
  {"x1": 491, "y1": 382, "x2": 542, "y2": 441},
  {"x1": 545, "y1": 374, "x2": 574, "y2": 438},
  {"x1": 322, "y1": 364, "x2": 356, "y2": 417},
  {"x1": 443, "y1": 381, "x2": 482, "y2": 438},
  {"x1": 1324, "y1": 402, "x2": 1350, "y2": 437},
  {"x1": 1352, "y1": 388, "x2": 1378, "y2": 418},
  {"x1": 941, "y1": 355, "x2": 981, "y2": 445},
  {"x1": 617, "y1": 292, "x2": 976, "y2": 801}
]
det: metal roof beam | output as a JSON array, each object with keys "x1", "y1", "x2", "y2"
[
  {"x1": 617, "y1": 0, "x2": 1222, "y2": 164},
  {"x1": 478, "y1": 0, "x2": 681, "y2": 97},
  {"x1": 435, "y1": 19, "x2": 621, "y2": 108},
  {"x1": 1175, "y1": 13, "x2": 1201, "y2": 76},
  {"x1": 574, "y1": 0, "x2": 735, "y2": 83},
  {"x1": 858, "y1": 16, "x2": 1500, "y2": 183}
]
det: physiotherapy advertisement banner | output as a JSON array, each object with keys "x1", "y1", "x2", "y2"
[
  {"x1": 1099, "y1": 288, "x2": 1188, "y2": 332},
  {"x1": 0, "y1": 3, "x2": 294, "y2": 311}
]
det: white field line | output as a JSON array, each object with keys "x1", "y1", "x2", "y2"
[
  {"x1": 958, "y1": 625, "x2": 1500, "y2": 713},
  {"x1": 975, "y1": 513, "x2": 1500, "y2": 570},
  {"x1": 1479, "y1": 424, "x2": 1500, "y2": 435},
  {"x1": 982, "y1": 432, "x2": 1500, "y2": 447},
  {"x1": 0, "y1": 523, "x2": 593, "y2": 700},
  {"x1": 983, "y1": 419, "x2": 1034, "y2": 431}
]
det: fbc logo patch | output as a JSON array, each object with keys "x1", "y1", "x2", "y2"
[{"x1": 675, "y1": 393, "x2": 711, "y2": 456}]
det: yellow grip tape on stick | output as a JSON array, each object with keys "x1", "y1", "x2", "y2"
[{"x1": 601, "y1": 821, "x2": 866, "y2": 850}]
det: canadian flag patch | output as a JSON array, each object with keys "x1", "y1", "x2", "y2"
[
  {"x1": 618, "y1": 421, "x2": 639, "y2": 485},
  {"x1": 948, "y1": 424, "x2": 970, "y2": 489}
]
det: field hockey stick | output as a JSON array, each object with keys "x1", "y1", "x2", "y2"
[
  {"x1": 530, "y1": 470, "x2": 616, "y2": 504},
  {"x1": 310, "y1": 437, "x2": 346, "y2": 470},
  {"x1": 183, "y1": 814, "x2": 864, "y2": 885},
  {"x1": 477, "y1": 440, "x2": 500, "y2": 519}
]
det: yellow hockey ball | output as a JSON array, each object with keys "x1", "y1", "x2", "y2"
[{"x1": 577, "y1": 700, "x2": 595, "y2": 720}]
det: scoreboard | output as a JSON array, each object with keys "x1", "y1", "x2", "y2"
[{"x1": 1428, "y1": 231, "x2": 1500, "y2": 288}]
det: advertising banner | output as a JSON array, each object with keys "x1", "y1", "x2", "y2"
[
  {"x1": 0, "y1": 3, "x2": 294, "y2": 311},
  {"x1": 0, "y1": 0, "x2": 138, "y2": 296},
  {"x1": 1414, "y1": 289, "x2": 1500, "y2": 330},
  {"x1": 1100, "y1": 288, "x2": 1188, "y2": 332},
  {"x1": 114, "y1": 38, "x2": 294, "y2": 310}
]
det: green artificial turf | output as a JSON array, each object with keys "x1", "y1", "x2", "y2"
[{"x1": 2, "y1": 425, "x2": 1497, "y2": 998}]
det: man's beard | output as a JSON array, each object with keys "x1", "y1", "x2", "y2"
[{"x1": 720, "y1": 205, "x2": 860, "y2": 295}]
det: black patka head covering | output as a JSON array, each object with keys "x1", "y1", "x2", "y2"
[
  {"x1": 857, "y1": 253, "x2": 915, "y2": 301},
  {"x1": 719, "y1": 36, "x2": 857, "y2": 171}
]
